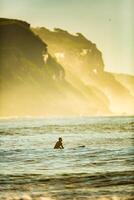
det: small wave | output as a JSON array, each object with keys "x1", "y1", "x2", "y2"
[
  {"x1": 0, "y1": 193, "x2": 54, "y2": 200},
  {"x1": 0, "y1": 172, "x2": 134, "y2": 199},
  {"x1": 0, "y1": 171, "x2": 133, "y2": 187},
  {"x1": 0, "y1": 193, "x2": 134, "y2": 200}
]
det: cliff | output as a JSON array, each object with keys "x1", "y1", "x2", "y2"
[
  {"x1": 0, "y1": 18, "x2": 110, "y2": 117},
  {"x1": 33, "y1": 27, "x2": 134, "y2": 115}
]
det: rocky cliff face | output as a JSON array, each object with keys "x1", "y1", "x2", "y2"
[
  {"x1": 114, "y1": 73, "x2": 134, "y2": 97},
  {"x1": 0, "y1": 18, "x2": 111, "y2": 117},
  {"x1": 33, "y1": 28, "x2": 104, "y2": 73},
  {"x1": 0, "y1": 18, "x2": 47, "y2": 68},
  {"x1": 33, "y1": 27, "x2": 134, "y2": 115}
]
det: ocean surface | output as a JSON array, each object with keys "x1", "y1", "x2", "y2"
[{"x1": 0, "y1": 116, "x2": 134, "y2": 200}]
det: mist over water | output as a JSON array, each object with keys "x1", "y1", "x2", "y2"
[{"x1": 0, "y1": 116, "x2": 134, "y2": 200}]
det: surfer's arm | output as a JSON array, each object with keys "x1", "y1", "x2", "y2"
[{"x1": 60, "y1": 143, "x2": 64, "y2": 149}]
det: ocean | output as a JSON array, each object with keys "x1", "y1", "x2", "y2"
[{"x1": 0, "y1": 116, "x2": 134, "y2": 200}]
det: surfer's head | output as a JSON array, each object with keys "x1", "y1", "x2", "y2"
[{"x1": 59, "y1": 137, "x2": 62, "y2": 142}]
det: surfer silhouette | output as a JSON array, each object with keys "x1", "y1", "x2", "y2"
[{"x1": 54, "y1": 137, "x2": 64, "y2": 149}]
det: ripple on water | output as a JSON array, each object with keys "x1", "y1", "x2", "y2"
[{"x1": 0, "y1": 116, "x2": 134, "y2": 199}]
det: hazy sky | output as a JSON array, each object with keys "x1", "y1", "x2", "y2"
[{"x1": 0, "y1": 0, "x2": 133, "y2": 75}]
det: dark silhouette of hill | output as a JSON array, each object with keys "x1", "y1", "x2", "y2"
[{"x1": 0, "y1": 18, "x2": 111, "y2": 117}]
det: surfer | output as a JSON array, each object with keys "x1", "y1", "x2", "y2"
[{"x1": 54, "y1": 137, "x2": 64, "y2": 149}]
